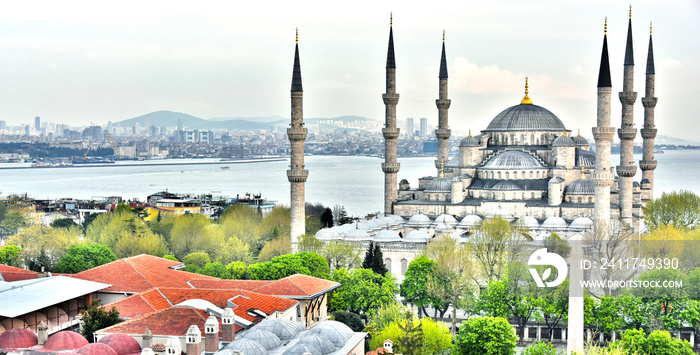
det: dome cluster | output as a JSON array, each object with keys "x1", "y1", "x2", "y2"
[{"x1": 215, "y1": 320, "x2": 353, "y2": 355}]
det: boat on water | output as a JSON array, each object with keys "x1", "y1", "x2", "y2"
[
  {"x1": 72, "y1": 158, "x2": 116, "y2": 165},
  {"x1": 654, "y1": 149, "x2": 665, "y2": 154},
  {"x1": 220, "y1": 166, "x2": 230, "y2": 170}
]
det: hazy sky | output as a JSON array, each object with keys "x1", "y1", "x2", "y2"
[{"x1": 1, "y1": 0, "x2": 698, "y2": 140}]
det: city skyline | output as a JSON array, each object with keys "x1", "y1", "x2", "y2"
[{"x1": 0, "y1": 0, "x2": 698, "y2": 139}]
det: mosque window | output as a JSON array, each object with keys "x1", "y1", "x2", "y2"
[
  {"x1": 401, "y1": 259, "x2": 408, "y2": 275},
  {"x1": 529, "y1": 171, "x2": 533, "y2": 179},
  {"x1": 384, "y1": 259, "x2": 392, "y2": 274},
  {"x1": 498, "y1": 172, "x2": 502, "y2": 179},
  {"x1": 578, "y1": 197, "x2": 582, "y2": 203},
  {"x1": 589, "y1": 197, "x2": 593, "y2": 203},
  {"x1": 532, "y1": 192, "x2": 536, "y2": 199},
  {"x1": 505, "y1": 172, "x2": 509, "y2": 180}
]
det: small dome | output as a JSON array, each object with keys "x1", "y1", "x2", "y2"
[
  {"x1": 432, "y1": 222, "x2": 453, "y2": 232},
  {"x1": 45, "y1": 331, "x2": 89, "y2": 351},
  {"x1": 406, "y1": 213, "x2": 431, "y2": 228},
  {"x1": 457, "y1": 215, "x2": 483, "y2": 228},
  {"x1": 252, "y1": 319, "x2": 302, "y2": 342},
  {"x1": 515, "y1": 216, "x2": 540, "y2": 230},
  {"x1": 485, "y1": 206, "x2": 514, "y2": 221},
  {"x1": 492, "y1": 181, "x2": 522, "y2": 191},
  {"x1": 0, "y1": 328, "x2": 38, "y2": 349},
  {"x1": 569, "y1": 217, "x2": 594, "y2": 230},
  {"x1": 223, "y1": 338, "x2": 268, "y2": 355},
  {"x1": 374, "y1": 229, "x2": 401, "y2": 242},
  {"x1": 573, "y1": 135, "x2": 588, "y2": 146},
  {"x1": 549, "y1": 177, "x2": 564, "y2": 184},
  {"x1": 460, "y1": 135, "x2": 479, "y2": 147},
  {"x1": 98, "y1": 334, "x2": 141, "y2": 355},
  {"x1": 78, "y1": 343, "x2": 119, "y2": 355},
  {"x1": 282, "y1": 344, "x2": 322, "y2": 355},
  {"x1": 425, "y1": 177, "x2": 452, "y2": 193},
  {"x1": 399, "y1": 179, "x2": 409, "y2": 185},
  {"x1": 566, "y1": 179, "x2": 595, "y2": 195},
  {"x1": 541, "y1": 216, "x2": 568, "y2": 230},
  {"x1": 297, "y1": 334, "x2": 336, "y2": 355},
  {"x1": 403, "y1": 230, "x2": 431, "y2": 243},
  {"x1": 389, "y1": 214, "x2": 405, "y2": 224},
  {"x1": 552, "y1": 135, "x2": 575, "y2": 147},
  {"x1": 315, "y1": 228, "x2": 340, "y2": 241},
  {"x1": 482, "y1": 151, "x2": 544, "y2": 169},
  {"x1": 307, "y1": 321, "x2": 353, "y2": 348},
  {"x1": 242, "y1": 330, "x2": 281, "y2": 350},
  {"x1": 343, "y1": 228, "x2": 371, "y2": 242},
  {"x1": 485, "y1": 104, "x2": 567, "y2": 132},
  {"x1": 433, "y1": 214, "x2": 458, "y2": 227}
]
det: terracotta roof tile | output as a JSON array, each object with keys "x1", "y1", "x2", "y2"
[
  {"x1": 98, "y1": 306, "x2": 220, "y2": 338},
  {"x1": 0, "y1": 264, "x2": 38, "y2": 282},
  {"x1": 148, "y1": 344, "x2": 165, "y2": 352},
  {"x1": 72, "y1": 254, "x2": 219, "y2": 293},
  {"x1": 187, "y1": 279, "x2": 272, "y2": 291},
  {"x1": 250, "y1": 274, "x2": 340, "y2": 298}
]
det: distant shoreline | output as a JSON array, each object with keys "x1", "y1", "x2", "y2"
[{"x1": 0, "y1": 157, "x2": 286, "y2": 170}]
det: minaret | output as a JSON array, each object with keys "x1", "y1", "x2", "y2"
[
  {"x1": 592, "y1": 18, "x2": 616, "y2": 238},
  {"x1": 288, "y1": 29, "x2": 308, "y2": 250},
  {"x1": 382, "y1": 15, "x2": 400, "y2": 214},
  {"x1": 617, "y1": 8, "x2": 638, "y2": 230},
  {"x1": 640, "y1": 23, "x2": 658, "y2": 200},
  {"x1": 435, "y1": 31, "x2": 451, "y2": 173}
]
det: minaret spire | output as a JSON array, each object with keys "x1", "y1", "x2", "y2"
[
  {"x1": 640, "y1": 21, "x2": 658, "y2": 202},
  {"x1": 591, "y1": 17, "x2": 615, "y2": 240},
  {"x1": 288, "y1": 28, "x2": 308, "y2": 250},
  {"x1": 617, "y1": 9, "x2": 639, "y2": 230},
  {"x1": 382, "y1": 14, "x2": 400, "y2": 214},
  {"x1": 435, "y1": 31, "x2": 451, "y2": 175}
]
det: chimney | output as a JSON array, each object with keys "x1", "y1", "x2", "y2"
[
  {"x1": 185, "y1": 325, "x2": 202, "y2": 355},
  {"x1": 204, "y1": 316, "x2": 219, "y2": 354},
  {"x1": 165, "y1": 336, "x2": 182, "y2": 355},
  {"x1": 221, "y1": 308, "x2": 235, "y2": 344},
  {"x1": 142, "y1": 328, "x2": 153, "y2": 348},
  {"x1": 37, "y1": 321, "x2": 48, "y2": 345}
]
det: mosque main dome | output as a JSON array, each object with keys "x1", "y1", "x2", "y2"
[{"x1": 484, "y1": 104, "x2": 567, "y2": 132}]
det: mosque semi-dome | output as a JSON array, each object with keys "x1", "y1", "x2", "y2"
[
  {"x1": 485, "y1": 104, "x2": 567, "y2": 132},
  {"x1": 492, "y1": 181, "x2": 522, "y2": 191},
  {"x1": 552, "y1": 135, "x2": 576, "y2": 147},
  {"x1": 482, "y1": 151, "x2": 544, "y2": 169},
  {"x1": 460, "y1": 135, "x2": 479, "y2": 147},
  {"x1": 425, "y1": 177, "x2": 452, "y2": 192},
  {"x1": 566, "y1": 178, "x2": 595, "y2": 195}
]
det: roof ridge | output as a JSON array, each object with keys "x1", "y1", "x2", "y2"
[{"x1": 125, "y1": 258, "x2": 156, "y2": 290}]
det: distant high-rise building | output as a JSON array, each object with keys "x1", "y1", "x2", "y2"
[
  {"x1": 419, "y1": 117, "x2": 428, "y2": 137},
  {"x1": 24, "y1": 125, "x2": 30, "y2": 136},
  {"x1": 405, "y1": 118, "x2": 414, "y2": 138},
  {"x1": 0, "y1": 120, "x2": 6, "y2": 130},
  {"x1": 35, "y1": 116, "x2": 40, "y2": 131}
]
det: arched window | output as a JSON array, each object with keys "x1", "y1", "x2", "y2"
[
  {"x1": 541, "y1": 134, "x2": 546, "y2": 144},
  {"x1": 532, "y1": 192, "x2": 536, "y2": 199},
  {"x1": 529, "y1": 171, "x2": 534, "y2": 179},
  {"x1": 401, "y1": 259, "x2": 408, "y2": 275},
  {"x1": 498, "y1": 172, "x2": 502, "y2": 179},
  {"x1": 384, "y1": 259, "x2": 392, "y2": 274},
  {"x1": 589, "y1": 197, "x2": 593, "y2": 203},
  {"x1": 578, "y1": 197, "x2": 582, "y2": 203},
  {"x1": 536, "y1": 171, "x2": 541, "y2": 178},
  {"x1": 521, "y1": 171, "x2": 526, "y2": 179},
  {"x1": 505, "y1": 172, "x2": 509, "y2": 179}
]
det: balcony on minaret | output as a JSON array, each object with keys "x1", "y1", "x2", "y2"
[
  {"x1": 591, "y1": 172, "x2": 615, "y2": 186},
  {"x1": 287, "y1": 169, "x2": 309, "y2": 183},
  {"x1": 616, "y1": 165, "x2": 637, "y2": 177},
  {"x1": 618, "y1": 92, "x2": 638, "y2": 105},
  {"x1": 640, "y1": 128, "x2": 657, "y2": 139},
  {"x1": 435, "y1": 128, "x2": 451, "y2": 139},
  {"x1": 642, "y1": 96, "x2": 658, "y2": 108},
  {"x1": 592, "y1": 126, "x2": 616, "y2": 140},
  {"x1": 381, "y1": 162, "x2": 400, "y2": 174},
  {"x1": 382, "y1": 93, "x2": 399, "y2": 105},
  {"x1": 382, "y1": 127, "x2": 400, "y2": 139},
  {"x1": 618, "y1": 127, "x2": 637, "y2": 140},
  {"x1": 436, "y1": 98, "x2": 451, "y2": 109},
  {"x1": 639, "y1": 160, "x2": 657, "y2": 171},
  {"x1": 287, "y1": 127, "x2": 308, "y2": 142}
]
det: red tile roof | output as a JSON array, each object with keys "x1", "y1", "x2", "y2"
[
  {"x1": 97, "y1": 306, "x2": 224, "y2": 338},
  {"x1": 250, "y1": 274, "x2": 341, "y2": 299},
  {"x1": 71, "y1": 254, "x2": 219, "y2": 293},
  {"x1": 0, "y1": 264, "x2": 38, "y2": 282},
  {"x1": 189, "y1": 274, "x2": 340, "y2": 299},
  {"x1": 148, "y1": 344, "x2": 165, "y2": 352}
]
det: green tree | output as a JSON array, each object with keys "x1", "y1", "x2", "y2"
[
  {"x1": 453, "y1": 316, "x2": 517, "y2": 355},
  {"x1": 86, "y1": 209, "x2": 167, "y2": 258},
  {"x1": 423, "y1": 234, "x2": 474, "y2": 335},
  {"x1": 362, "y1": 241, "x2": 388, "y2": 276},
  {"x1": 50, "y1": 218, "x2": 79, "y2": 230},
  {"x1": 537, "y1": 279, "x2": 569, "y2": 342},
  {"x1": 170, "y1": 213, "x2": 220, "y2": 260},
  {"x1": 521, "y1": 341, "x2": 559, "y2": 355},
  {"x1": 612, "y1": 328, "x2": 693, "y2": 355},
  {"x1": 226, "y1": 261, "x2": 247, "y2": 279},
  {"x1": 397, "y1": 311, "x2": 423, "y2": 355},
  {"x1": 8, "y1": 225, "x2": 81, "y2": 271},
  {"x1": 643, "y1": 190, "x2": 700, "y2": 230},
  {"x1": 183, "y1": 252, "x2": 211, "y2": 268},
  {"x1": 320, "y1": 240, "x2": 362, "y2": 271},
  {"x1": 54, "y1": 243, "x2": 117, "y2": 273},
  {"x1": 469, "y1": 216, "x2": 525, "y2": 286},
  {"x1": 0, "y1": 211, "x2": 28, "y2": 237},
  {"x1": 148, "y1": 213, "x2": 177, "y2": 247},
  {"x1": 81, "y1": 300, "x2": 122, "y2": 342},
  {"x1": 198, "y1": 262, "x2": 231, "y2": 279},
  {"x1": 82, "y1": 213, "x2": 100, "y2": 232},
  {"x1": 248, "y1": 252, "x2": 330, "y2": 280},
  {"x1": 297, "y1": 233, "x2": 323, "y2": 253},
  {"x1": 320, "y1": 207, "x2": 334, "y2": 228},
  {"x1": 366, "y1": 302, "x2": 413, "y2": 331},
  {"x1": 329, "y1": 267, "x2": 398, "y2": 317},
  {"x1": 400, "y1": 256, "x2": 448, "y2": 318},
  {"x1": 583, "y1": 296, "x2": 623, "y2": 344},
  {"x1": 0, "y1": 245, "x2": 22, "y2": 266},
  {"x1": 332, "y1": 311, "x2": 364, "y2": 332},
  {"x1": 257, "y1": 236, "x2": 291, "y2": 262},
  {"x1": 369, "y1": 313, "x2": 451, "y2": 355}
]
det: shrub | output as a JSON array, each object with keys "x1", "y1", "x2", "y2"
[
  {"x1": 522, "y1": 341, "x2": 560, "y2": 355},
  {"x1": 332, "y1": 311, "x2": 364, "y2": 332},
  {"x1": 453, "y1": 316, "x2": 516, "y2": 355}
]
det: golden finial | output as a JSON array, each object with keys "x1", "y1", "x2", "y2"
[
  {"x1": 468, "y1": 129, "x2": 472, "y2": 138},
  {"x1": 581, "y1": 162, "x2": 586, "y2": 179},
  {"x1": 577, "y1": 129, "x2": 581, "y2": 137},
  {"x1": 390, "y1": 13, "x2": 393, "y2": 27},
  {"x1": 295, "y1": 28, "x2": 298, "y2": 44},
  {"x1": 443, "y1": 30, "x2": 445, "y2": 42},
  {"x1": 629, "y1": 4, "x2": 632, "y2": 19},
  {"x1": 604, "y1": 17, "x2": 608, "y2": 35},
  {"x1": 650, "y1": 21, "x2": 652, "y2": 35},
  {"x1": 440, "y1": 158, "x2": 445, "y2": 178},
  {"x1": 521, "y1": 77, "x2": 533, "y2": 105}
]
